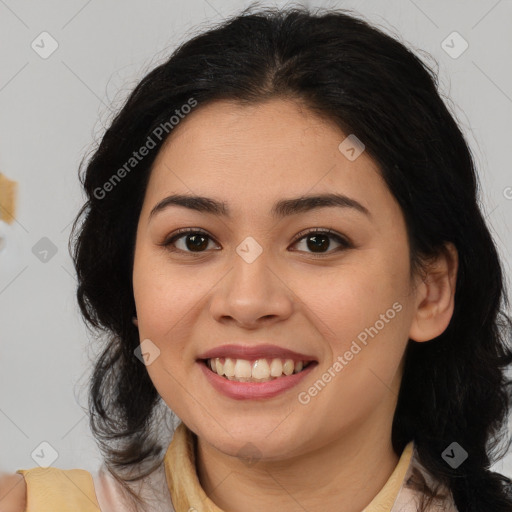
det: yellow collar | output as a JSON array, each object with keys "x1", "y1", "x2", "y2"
[{"x1": 164, "y1": 422, "x2": 414, "y2": 512}]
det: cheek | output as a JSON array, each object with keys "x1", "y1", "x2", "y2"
[
  {"x1": 303, "y1": 268, "x2": 409, "y2": 424},
  {"x1": 132, "y1": 248, "x2": 198, "y2": 412},
  {"x1": 133, "y1": 243, "x2": 191, "y2": 331},
  {"x1": 132, "y1": 245, "x2": 214, "y2": 371},
  {"x1": 308, "y1": 259, "x2": 405, "y2": 334},
  {"x1": 306, "y1": 248, "x2": 411, "y2": 372}
]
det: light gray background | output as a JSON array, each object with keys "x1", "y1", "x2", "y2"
[{"x1": 1, "y1": 0, "x2": 511, "y2": 479}]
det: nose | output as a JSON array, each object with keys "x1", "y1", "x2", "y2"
[{"x1": 209, "y1": 245, "x2": 294, "y2": 329}]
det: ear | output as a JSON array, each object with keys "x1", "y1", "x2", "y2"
[
  {"x1": 132, "y1": 316, "x2": 139, "y2": 327},
  {"x1": 408, "y1": 242, "x2": 458, "y2": 343}
]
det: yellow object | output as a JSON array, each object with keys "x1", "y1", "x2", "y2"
[
  {"x1": 0, "y1": 172, "x2": 17, "y2": 224},
  {"x1": 15, "y1": 467, "x2": 100, "y2": 510},
  {"x1": 165, "y1": 422, "x2": 413, "y2": 512},
  {"x1": 16, "y1": 423, "x2": 414, "y2": 512}
]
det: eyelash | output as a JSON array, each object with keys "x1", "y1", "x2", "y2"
[{"x1": 159, "y1": 227, "x2": 352, "y2": 257}]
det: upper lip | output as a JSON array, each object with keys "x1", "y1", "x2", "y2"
[{"x1": 197, "y1": 344, "x2": 317, "y2": 362}]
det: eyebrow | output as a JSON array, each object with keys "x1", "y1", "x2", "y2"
[{"x1": 149, "y1": 193, "x2": 371, "y2": 220}]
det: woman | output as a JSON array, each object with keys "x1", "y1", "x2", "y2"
[{"x1": 2, "y1": 5, "x2": 512, "y2": 511}]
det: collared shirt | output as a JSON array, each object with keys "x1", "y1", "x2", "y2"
[{"x1": 17, "y1": 421, "x2": 458, "y2": 511}]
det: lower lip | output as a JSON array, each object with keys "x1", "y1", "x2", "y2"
[{"x1": 198, "y1": 360, "x2": 318, "y2": 400}]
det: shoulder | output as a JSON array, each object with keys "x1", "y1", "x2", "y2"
[
  {"x1": 5, "y1": 466, "x2": 100, "y2": 511},
  {"x1": 0, "y1": 472, "x2": 26, "y2": 512}
]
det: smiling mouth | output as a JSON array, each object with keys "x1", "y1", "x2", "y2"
[{"x1": 201, "y1": 357, "x2": 317, "y2": 383}]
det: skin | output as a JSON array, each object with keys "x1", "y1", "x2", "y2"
[{"x1": 131, "y1": 98, "x2": 458, "y2": 512}]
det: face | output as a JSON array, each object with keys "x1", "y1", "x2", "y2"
[{"x1": 132, "y1": 98, "x2": 422, "y2": 461}]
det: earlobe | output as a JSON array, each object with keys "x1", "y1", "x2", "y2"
[
  {"x1": 132, "y1": 316, "x2": 139, "y2": 327},
  {"x1": 408, "y1": 242, "x2": 458, "y2": 343}
]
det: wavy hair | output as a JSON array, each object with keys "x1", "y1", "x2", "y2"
[{"x1": 70, "y1": 5, "x2": 512, "y2": 510}]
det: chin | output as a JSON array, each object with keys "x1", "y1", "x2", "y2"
[{"x1": 202, "y1": 426, "x2": 303, "y2": 461}]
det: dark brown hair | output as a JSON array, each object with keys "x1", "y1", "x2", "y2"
[{"x1": 71, "y1": 5, "x2": 512, "y2": 510}]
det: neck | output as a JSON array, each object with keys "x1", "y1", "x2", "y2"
[{"x1": 195, "y1": 402, "x2": 400, "y2": 512}]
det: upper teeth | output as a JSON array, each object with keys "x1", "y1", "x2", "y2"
[{"x1": 207, "y1": 357, "x2": 308, "y2": 381}]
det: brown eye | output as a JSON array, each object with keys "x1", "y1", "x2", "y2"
[
  {"x1": 290, "y1": 229, "x2": 351, "y2": 255},
  {"x1": 160, "y1": 228, "x2": 351, "y2": 257},
  {"x1": 161, "y1": 229, "x2": 218, "y2": 253}
]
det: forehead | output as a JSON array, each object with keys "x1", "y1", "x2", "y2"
[
  {"x1": 143, "y1": 98, "x2": 390, "y2": 217},
  {"x1": 154, "y1": 97, "x2": 349, "y2": 164}
]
